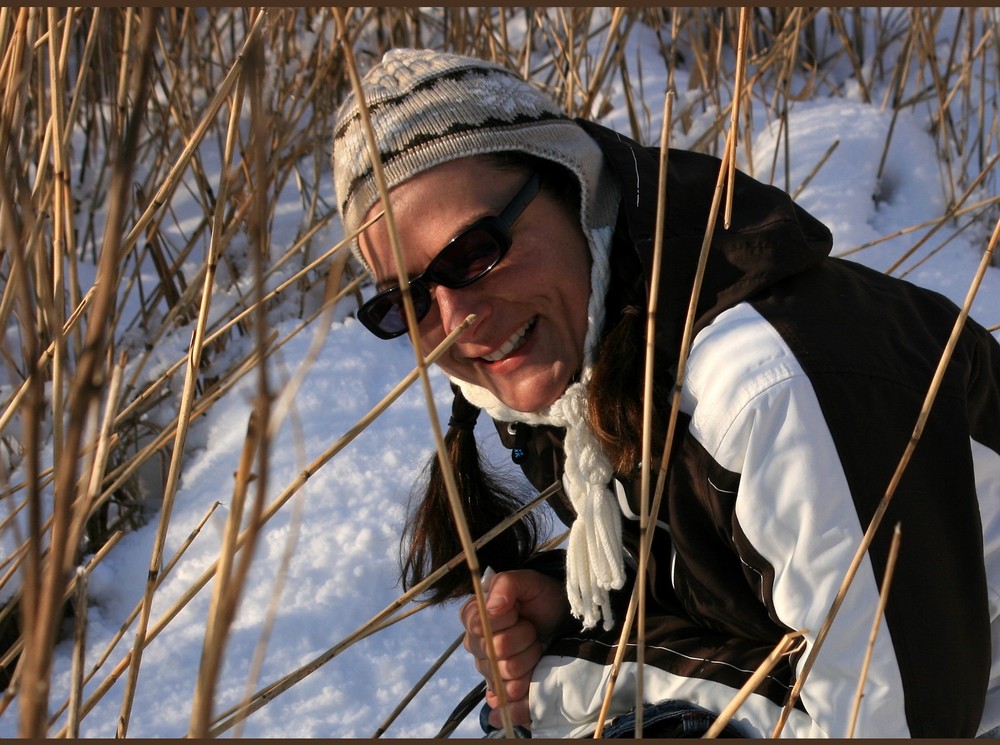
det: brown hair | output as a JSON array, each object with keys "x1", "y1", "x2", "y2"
[{"x1": 400, "y1": 386, "x2": 544, "y2": 601}]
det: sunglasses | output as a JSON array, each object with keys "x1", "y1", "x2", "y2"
[{"x1": 357, "y1": 172, "x2": 542, "y2": 340}]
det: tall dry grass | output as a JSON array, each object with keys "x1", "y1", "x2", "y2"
[{"x1": 0, "y1": 6, "x2": 997, "y2": 738}]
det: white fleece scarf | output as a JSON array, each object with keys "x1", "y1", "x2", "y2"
[{"x1": 455, "y1": 221, "x2": 626, "y2": 631}]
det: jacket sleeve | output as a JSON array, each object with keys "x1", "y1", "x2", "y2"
[
  {"x1": 684, "y1": 326, "x2": 909, "y2": 736},
  {"x1": 678, "y1": 298, "x2": 991, "y2": 737}
]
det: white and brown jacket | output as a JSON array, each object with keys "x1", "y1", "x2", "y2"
[{"x1": 494, "y1": 121, "x2": 1000, "y2": 737}]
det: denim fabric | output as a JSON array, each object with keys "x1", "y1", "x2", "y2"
[
  {"x1": 598, "y1": 699, "x2": 745, "y2": 738},
  {"x1": 479, "y1": 698, "x2": 744, "y2": 738}
]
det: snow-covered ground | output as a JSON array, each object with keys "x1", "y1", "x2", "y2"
[{"x1": 3, "y1": 15, "x2": 998, "y2": 740}]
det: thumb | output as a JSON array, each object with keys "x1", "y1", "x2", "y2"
[
  {"x1": 485, "y1": 570, "x2": 566, "y2": 622},
  {"x1": 492, "y1": 569, "x2": 569, "y2": 635},
  {"x1": 484, "y1": 573, "x2": 513, "y2": 616},
  {"x1": 483, "y1": 569, "x2": 532, "y2": 618}
]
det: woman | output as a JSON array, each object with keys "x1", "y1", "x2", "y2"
[{"x1": 332, "y1": 48, "x2": 1000, "y2": 737}]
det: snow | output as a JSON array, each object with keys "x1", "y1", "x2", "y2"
[{"x1": 3, "y1": 24, "x2": 999, "y2": 742}]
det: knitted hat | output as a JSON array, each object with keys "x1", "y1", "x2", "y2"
[{"x1": 332, "y1": 49, "x2": 625, "y2": 630}]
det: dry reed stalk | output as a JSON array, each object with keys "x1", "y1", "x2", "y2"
[
  {"x1": 0, "y1": 527, "x2": 124, "y2": 713},
  {"x1": 791, "y1": 138, "x2": 839, "y2": 200},
  {"x1": 334, "y1": 7, "x2": 516, "y2": 736},
  {"x1": 846, "y1": 523, "x2": 902, "y2": 738},
  {"x1": 373, "y1": 633, "x2": 465, "y2": 738},
  {"x1": 839, "y1": 193, "x2": 1000, "y2": 258},
  {"x1": 0, "y1": 7, "x2": 12, "y2": 76},
  {"x1": 949, "y1": 23, "x2": 994, "y2": 180},
  {"x1": 67, "y1": 352, "x2": 126, "y2": 589},
  {"x1": 114, "y1": 230, "x2": 360, "y2": 429},
  {"x1": 0, "y1": 16, "x2": 43, "y2": 665},
  {"x1": 67, "y1": 567, "x2": 88, "y2": 738},
  {"x1": 636, "y1": 88, "x2": 675, "y2": 739},
  {"x1": 189, "y1": 410, "x2": 262, "y2": 736},
  {"x1": 885, "y1": 151, "x2": 1000, "y2": 275},
  {"x1": 913, "y1": 10, "x2": 959, "y2": 202},
  {"x1": 46, "y1": 501, "x2": 224, "y2": 727},
  {"x1": 578, "y1": 8, "x2": 632, "y2": 119},
  {"x1": 206, "y1": 482, "x2": 561, "y2": 738},
  {"x1": 54, "y1": 318, "x2": 479, "y2": 734},
  {"x1": 616, "y1": 55, "x2": 643, "y2": 143},
  {"x1": 685, "y1": 10, "x2": 722, "y2": 120},
  {"x1": 874, "y1": 23, "x2": 916, "y2": 197},
  {"x1": 117, "y1": 11, "x2": 267, "y2": 261},
  {"x1": 772, "y1": 214, "x2": 1000, "y2": 737},
  {"x1": 703, "y1": 630, "x2": 807, "y2": 738},
  {"x1": 830, "y1": 9, "x2": 872, "y2": 104},
  {"x1": 592, "y1": 577, "x2": 639, "y2": 739},
  {"x1": 592, "y1": 41, "x2": 743, "y2": 728},
  {"x1": 16, "y1": 9, "x2": 158, "y2": 737},
  {"x1": 724, "y1": 9, "x2": 750, "y2": 228},
  {"x1": 182, "y1": 30, "x2": 253, "y2": 733},
  {"x1": 0, "y1": 7, "x2": 993, "y2": 738},
  {"x1": 191, "y1": 25, "x2": 277, "y2": 734},
  {"x1": 763, "y1": 11, "x2": 800, "y2": 190},
  {"x1": 44, "y1": 8, "x2": 69, "y2": 466}
]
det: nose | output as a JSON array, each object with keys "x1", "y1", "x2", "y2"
[{"x1": 434, "y1": 285, "x2": 492, "y2": 338}]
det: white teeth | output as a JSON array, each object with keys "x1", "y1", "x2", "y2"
[{"x1": 482, "y1": 319, "x2": 535, "y2": 362}]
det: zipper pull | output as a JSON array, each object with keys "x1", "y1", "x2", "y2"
[{"x1": 507, "y1": 422, "x2": 529, "y2": 464}]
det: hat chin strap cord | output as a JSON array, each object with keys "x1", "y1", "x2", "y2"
[{"x1": 457, "y1": 375, "x2": 626, "y2": 631}]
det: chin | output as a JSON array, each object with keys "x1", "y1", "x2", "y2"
[{"x1": 495, "y1": 386, "x2": 567, "y2": 414}]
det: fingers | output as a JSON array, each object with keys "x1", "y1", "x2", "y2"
[
  {"x1": 487, "y1": 693, "x2": 531, "y2": 730},
  {"x1": 459, "y1": 594, "x2": 518, "y2": 637},
  {"x1": 459, "y1": 568, "x2": 567, "y2": 732},
  {"x1": 460, "y1": 569, "x2": 568, "y2": 637},
  {"x1": 464, "y1": 615, "x2": 539, "y2": 661},
  {"x1": 471, "y1": 636, "x2": 543, "y2": 690},
  {"x1": 483, "y1": 672, "x2": 531, "y2": 707}
]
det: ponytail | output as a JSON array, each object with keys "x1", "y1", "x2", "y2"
[{"x1": 400, "y1": 386, "x2": 543, "y2": 602}]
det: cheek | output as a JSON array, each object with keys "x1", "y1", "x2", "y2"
[
  {"x1": 412, "y1": 305, "x2": 449, "y2": 349},
  {"x1": 553, "y1": 236, "x2": 592, "y2": 316}
]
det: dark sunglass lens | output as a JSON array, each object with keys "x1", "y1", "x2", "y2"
[
  {"x1": 432, "y1": 225, "x2": 506, "y2": 286},
  {"x1": 374, "y1": 298, "x2": 406, "y2": 336},
  {"x1": 358, "y1": 294, "x2": 400, "y2": 337},
  {"x1": 363, "y1": 284, "x2": 433, "y2": 338}
]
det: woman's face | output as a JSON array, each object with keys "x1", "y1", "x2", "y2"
[{"x1": 358, "y1": 157, "x2": 592, "y2": 413}]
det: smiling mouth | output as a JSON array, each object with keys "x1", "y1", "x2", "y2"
[{"x1": 481, "y1": 318, "x2": 536, "y2": 363}]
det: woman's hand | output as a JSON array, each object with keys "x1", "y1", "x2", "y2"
[{"x1": 459, "y1": 569, "x2": 569, "y2": 730}]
